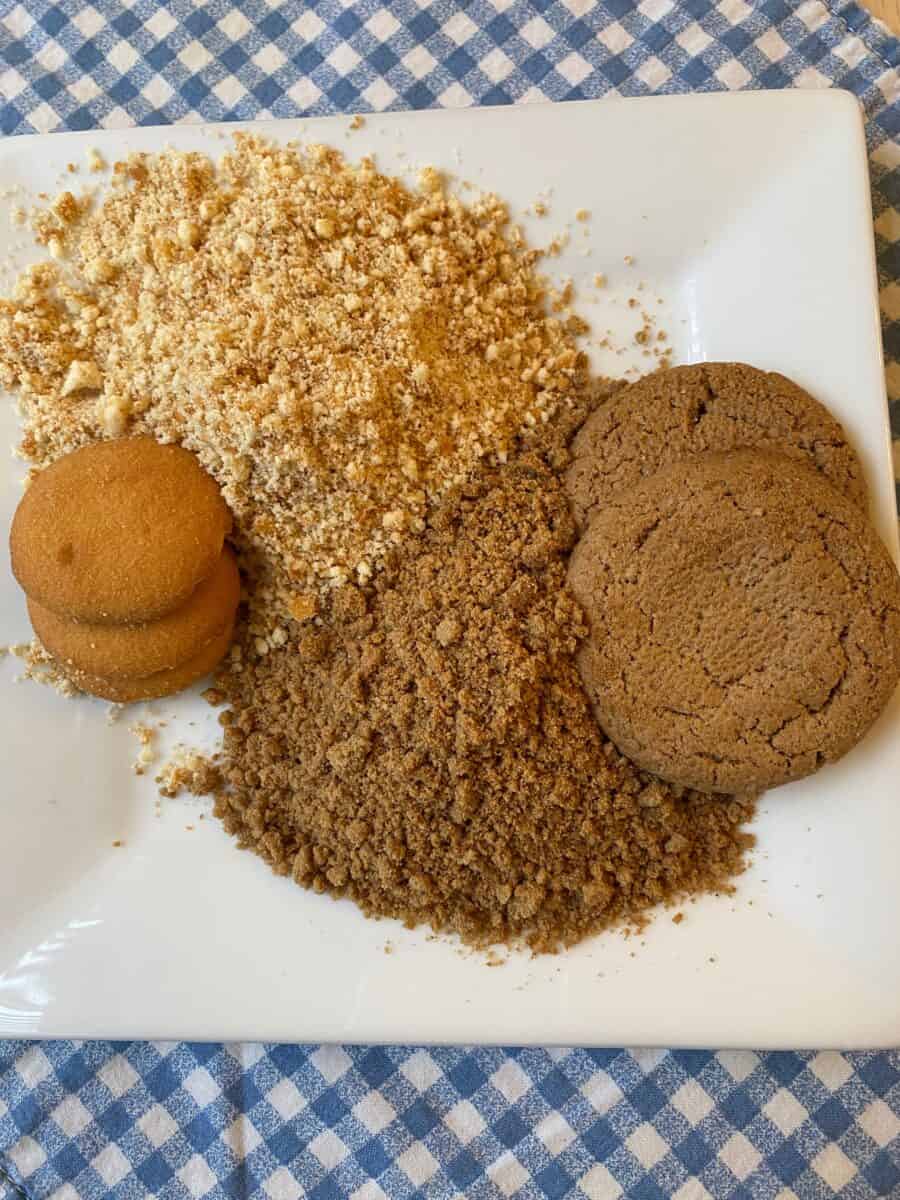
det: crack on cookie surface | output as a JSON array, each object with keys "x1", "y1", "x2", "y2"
[{"x1": 565, "y1": 362, "x2": 867, "y2": 528}]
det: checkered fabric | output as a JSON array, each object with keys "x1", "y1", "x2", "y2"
[
  {"x1": 1, "y1": 1045, "x2": 899, "y2": 1200},
  {"x1": 1, "y1": 2, "x2": 899, "y2": 1198}
]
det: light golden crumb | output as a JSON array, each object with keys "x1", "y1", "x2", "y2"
[
  {"x1": 623, "y1": 254, "x2": 634, "y2": 265},
  {"x1": 87, "y1": 148, "x2": 105, "y2": 172},
  {"x1": 84, "y1": 256, "x2": 115, "y2": 283},
  {"x1": 9, "y1": 640, "x2": 78, "y2": 695},
  {"x1": 52, "y1": 192, "x2": 79, "y2": 225},
  {"x1": 129, "y1": 721, "x2": 157, "y2": 775},
  {"x1": 100, "y1": 393, "x2": 132, "y2": 435},
  {"x1": 575, "y1": 209, "x2": 589, "y2": 222},
  {"x1": 60, "y1": 359, "x2": 102, "y2": 396},
  {"x1": 593, "y1": 273, "x2": 606, "y2": 288},
  {"x1": 381, "y1": 508, "x2": 407, "y2": 532},
  {"x1": 418, "y1": 166, "x2": 442, "y2": 194},
  {"x1": 177, "y1": 218, "x2": 200, "y2": 247},
  {"x1": 349, "y1": 114, "x2": 365, "y2": 131},
  {"x1": 288, "y1": 594, "x2": 318, "y2": 622},
  {"x1": 156, "y1": 747, "x2": 222, "y2": 798},
  {"x1": 129, "y1": 722, "x2": 154, "y2": 747},
  {"x1": 435, "y1": 617, "x2": 460, "y2": 646},
  {"x1": 549, "y1": 279, "x2": 573, "y2": 312}
]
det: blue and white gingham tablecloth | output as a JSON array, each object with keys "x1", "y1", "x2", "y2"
[{"x1": 1, "y1": 2, "x2": 900, "y2": 1198}]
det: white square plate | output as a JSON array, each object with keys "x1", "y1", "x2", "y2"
[{"x1": 1, "y1": 92, "x2": 897, "y2": 1048}]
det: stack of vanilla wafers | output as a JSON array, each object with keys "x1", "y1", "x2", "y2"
[{"x1": 10, "y1": 437, "x2": 238, "y2": 702}]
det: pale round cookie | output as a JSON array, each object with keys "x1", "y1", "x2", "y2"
[
  {"x1": 29, "y1": 547, "x2": 240, "y2": 680},
  {"x1": 565, "y1": 362, "x2": 866, "y2": 527},
  {"x1": 567, "y1": 449, "x2": 900, "y2": 794},
  {"x1": 66, "y1": 617, "x2": 235, "y2": 703},
  {"x1": 11, "y1": 437, "x2": 232, "y2": 624}
]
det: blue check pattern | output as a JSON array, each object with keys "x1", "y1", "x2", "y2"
[
  {"x1": 1, "y1": 2, "x2": 900, "y2": 1198},
  {"x1": 1, "y1": 1043, "x2": 899, "y2": 1199}
]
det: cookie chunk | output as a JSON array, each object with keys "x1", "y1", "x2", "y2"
[
  {"x1": 567, "y1": 450, "x2": 900, "y2": 793},
  {"x1": 29, "y1": 547, "x2": 239, "y2": 680},
  {"x1": 566, "y1": 362, "x2": 866, "y2": 526},
  {"x1": 11, "y1": 437, "x2": 232, "y2": 624},
  {"x1": 66, "y1": 617, "x2": 235, "y2": 703}
]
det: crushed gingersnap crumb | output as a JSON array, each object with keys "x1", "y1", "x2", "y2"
[{"x1": 209, "y1": 440, "x2": 756, "y2": 952}]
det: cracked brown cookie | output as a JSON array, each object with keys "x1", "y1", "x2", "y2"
[
  {"x1": 565, "y1": 362, "x2": 866, "y2": 527},
  {"x1": 567, "y1": 449, "x2": 900, "y2": 793}
]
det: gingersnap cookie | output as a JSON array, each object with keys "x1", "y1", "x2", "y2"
[
  {"x1": 29, "y1": 547, "x2": 240, "y2": 680},
  {"x1": 11, "y1": 437, "x2": 231, "y2": 624},
  {"x1": 66, "y1": 616, "x2": 235, "y2": 703},
  {"x1": 565, "y1": 362, "x2": 866, "y2": 527},
  {"x1": 567, "y1": 449, "x2": 900, "y2": 794}
]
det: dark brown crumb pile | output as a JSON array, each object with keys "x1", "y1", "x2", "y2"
[{"x1": 210, "y1": 445, "x2": 756, "y2": 951}]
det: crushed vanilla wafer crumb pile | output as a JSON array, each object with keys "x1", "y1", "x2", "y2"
[{"x1": 0, "y1": 135, "x2": 587, "y2": 638}]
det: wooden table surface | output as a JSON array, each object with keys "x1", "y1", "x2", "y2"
[{"x1": 861, "y1": 0, "x2": 900, "y2": 35}]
